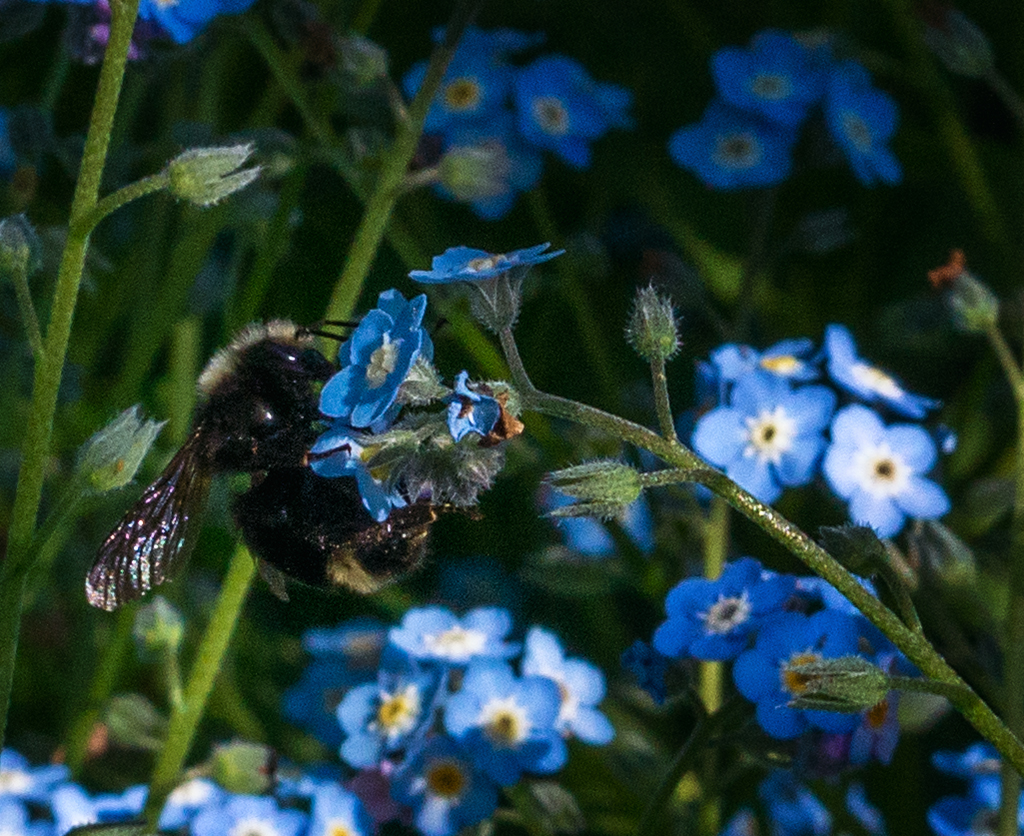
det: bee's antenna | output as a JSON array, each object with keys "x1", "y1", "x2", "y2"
[{"x1": 300, "y1": 319, "x2": 360, "y2": 342}]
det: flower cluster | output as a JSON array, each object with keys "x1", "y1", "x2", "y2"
[
  {"x1": 651, "y1": 556, "x2": 903, "y2": 761},
  {"x1": 285, "y1": 607, "x2": 614, "y2": 836},
  {"x1": 404, "y1": 26, "x2": 633, "y2": 218},
  {"x1": 310, "y1": 287, "x2": 515, "y2": 521},
  {"x1": 691, "y1": 324, "x2": 949, "y2": 538},
  {"x1": 670, "y1": 29, "x2": 902, "y2": 189},
  {"x1": 927, "y1": 743, "x2": 1011, "y2": 836}
]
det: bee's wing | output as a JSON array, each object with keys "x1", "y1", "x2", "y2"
[{"x1": 86, "y1": 438, "x2": 212, "y2": 611}]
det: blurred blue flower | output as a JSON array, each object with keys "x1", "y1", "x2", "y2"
[
  {"x1": 444, "y1": 660, "x2": 565, "y2": 785},
  {"x1": 927, "y1": 794, "x2": 998, "y2": 836},
  {"x1": 692, "y1": 371, "x2": 836, "y2": 503},
  {"x1": 620, "y1": 639, "x2": 668, "y2": 704},
  {"x1": 513, "y1": 55, "x2": 632, "y2": 169},
  {"x1": 141, "y1": 0, "x2": 257, "y2": 43},
  {"x1": 521, "y1": 626, "x2": 614, "y2": 745},
  {"x1": 404, "y1": 56, "x2": 512, "y2": 137},
  {"x1": 794, "y1": 574, "x2": 878, "y2": 617},
  {"x1": 309, "y1": 426, "x2": 405, "y2": 522},
  {"x1": 653, "y1": 556, "x2": 795, "y2": 661},
  {"x1": 0, "y1": 799, "x2": 52, "y2": 836},
  {"x1": 159, "y1": 779, "x2": 225, "y2": 830},
  {"x1": 846, "y1": 783, "x2": 886, "y2": 836},
  {"x1": 50, "y1": 784, "x2": 145, "y2": 836},
  {"x1": 824, "y1": 324, "x2": 939, "y2": 418},
  {"x1": 732, "y1": 610, "x2": 862, "y2": 738},
  {"x1": 0, "y1": 111, "x2": 16, "y2": 179},
  {"x1": 711, "y1": 30, "x2": 825, "y2": 127},
  {"x1": 338, "y1": 668, "x2": 436, "y2": 768},
  {"x1": 668, "y1": 100, "x2": 798, "y2": 189},
  {"x1": 718, "y1": 809, "x2": 758, "y2": 836},
  {"x1": 758, "y1": 771, "x2": 831, "y2": 836},
  {"x1": 823, "y1": 405, "x2": 950, "y2": 538},
  {"x1": 436, "y1": 111, "x2": 544, "y2": 219},
  {"x1": 192, "y1": 795, "x2": 306, "y2": 836},
  {"x1": 933, "y1": 743, "x2": 1001, "y2": 780},
  {"x1": 392, "y1": 736, "x2": 499, "y2": 836},
  {"x1": 710, "y1": 338, "x2": 820, "y2": 385},
  {"x1": 446, "y1": 372, "x2": 502, "y2": 442},
  {"x1": 0, "y1": 750, "x2": 68, "y2": 804},
  {"x1": 824, "y1": 62, "x2": 902, "y2": 185},
  {"x1": 389, "y1": 607, "x2": 519, "y2": 666},
  {"x1": 410, "y1": 242, "x2": 562, "y2": 283},
  {"x1": 320, "y1": 289, "x2": 432, "y2": 429},
  {"x1": 308, "y1": 784, "x2": 373, "y2": 836},
  {"x1": 849, "y1": 689, "x2": 900, "y2": 766}
]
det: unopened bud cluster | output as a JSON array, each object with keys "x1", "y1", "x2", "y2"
[
  {"x1": 626, "y1": 285, "x2": 680, "y2": 362},
  {"x1": 77, "y1": 405, "x2": 165, "y2": 494},
  {"x1": 927, "y1": 250, "x2": 999, "y2": 333},
  {"x1": 439, "y1": 141, "x2": 511, "y2": 202},
  {"x1": 133, "y1": 596, "x2": 184, "y2": 660},
  {"x1": 166, "y1": 144, "x2": 261, "y2": 207},
  {"x1": 0, "y1": 214, "x2": 39, "y2": 278},
  {"x1": 922, "y1": 9, "x2": 994, "y2": 78},
  {"x1": 785, "y1": 655, "x2": 891, "y2": 713},
  {"x1": 546, "y1": 460, "x2": 642, "y2": 519}
]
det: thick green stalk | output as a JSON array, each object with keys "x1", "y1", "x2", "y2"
[
  {"x1": 499, "y1": 327, "x2": 1024, "y2": 775},
  {"x1": 0, "y1": 0, "x2": 140, "y2": 749},
  {"x1": 323, "y1": 0, "x2": 481, "y2": 323},
  {"x1": 143, "y1": 545, "x2": 256, "y2": 824},
  {"x1": 650, "y1": 355, "x2": 677, "y2": 442}
]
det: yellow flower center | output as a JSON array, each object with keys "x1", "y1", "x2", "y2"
[
  {"x1": 781, "y1": 651, "x2": 821, "y2": 696},
  {"x1": 760, "y1": 355, "x2": 801, "y2": 375},
  {"x1": 532, "y1": 97, "x2": 570, "y2": 136},
  {"x1": 426, "y1": 759, "x2": 467, "y2": 799},
  {"x1": 365, "y1": 335, "x2": 398, "y2": 388},
  {"x1": 444, "y1": 77, "x2": 482, "y2": 112}
]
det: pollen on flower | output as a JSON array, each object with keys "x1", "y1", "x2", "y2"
[
  {"x1": 744, "y1": 407, "x2": 797, "y2": 464},
  {"x1": 749, "y1": 72, "x2": 793, "y2": 101},
  {"x1": 865, "y1": 698, "x2": 889, "y2": 730},
  {"x1": 466, "y1": 255, "x2": 503, "y2": 273},
  {"x1": 444, "y1": 77, "x2": 482, "y2": 112},
  {"x1": 701, "y1": 592, "x2": 753, "y2": 635},
  {"x1": 713, "y1": 132, "x2": 761, "y2": 170},
  {"x1": 326, "y1": 822, "x2": 355, "y2": 836},
  {"x1": 532, "y1": 97, "x2": 571, "y2": 136},
  {"x1": 760, "y1": 354, "x2": 801, "y2": 375},
  {"x1": 365, "y1": 336, "x2": 399, "y2": 388},
  {"x1": 781, "y1": 651, "x2": 822, "y2": 696},
  {"x1": 374, "y1": 685, "x2": 421, "y2": 739},
  {"x1": 425, "y1": 759, "x2": 467, "y2": 799}
]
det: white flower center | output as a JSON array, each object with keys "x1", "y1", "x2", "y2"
[
  {"x1": 713, "y1": 132, "x2": 762, "y2": 170},
  {"x1": 365, "y1": 335, "x2": 399, "y2": 388},
  {"x1": 743, "y1": 406, "x2": 796, "y2": 465},
  {"x1": 371, "y1": 684, "x2": 422, "y2": 741},
  {"x1": 422, "y1": 626, "x2": 487, "y2": 661},
  {"x1": 0, "y1": 771, "x2": 30, "y2": 794},
  {"x1": 851, "y1": 442, "x2": 910, "y2": 498},
  {"x1": 850, "y1": 362, "x2": 904, "y2": 400},
  {"x1": 700, "y1": 591, "x2": 752, "y2": 635},
  {"x1": 750, "y1": 72, "x2": 793, "y2": 101},
  {"x1": 479, "y1": 696, "x2": 530, "y2": 747},
  {"x1": 443, "y1": 77, "x2": 482, "y2": 112},
  {"x1": 840, "y1": 111, "x2": 873, "y2": 152},
  {"x1": 168, "y1": 779, "x2": 213, "y2": 806},
  {"x1": 532, "y1": 96, "x2": 570, "y2": 136},
  {"x1": 229, "y1": 817, "x2": 279, "y2": 836}
]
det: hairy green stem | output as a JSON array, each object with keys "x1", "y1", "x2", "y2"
[
  {"x1": 888, "y1": 674, "x2": 972, "y2": 703},
  {"x1": 76, "y1": 173, "x2": 169, "y2": 237},
  {"x1": 144, "y1": 545, "x2": 256, "y2": 824},
  {"x1": 323, "y1": 0, "x2": 481, "y2": 323},
  {"x1": 0, "y1": 0, "x2": 140, "y2": 750},
  {"x1": 10, "y1": 258, "x2": 44, "y2": 361},
  {"x1": 650, "y1": 356, "x2": 677, "y2": 442},
  {"x1": 499, "y1": 327, "x2": 1024, "y2": 775}
]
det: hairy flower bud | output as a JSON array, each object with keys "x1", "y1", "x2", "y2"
[
  {"x1": 439, "y1": 141, "x2": 511, "y2": 202},
  {"x1": 0, "y1": 214, "x2": 40, "y2": 278},
  {"x1": 547, "y1": 460, "x2": 642, "y2": 518},
  {"x1": 927, "y1": 249, "x2": 999, "y2": 333},
  {"x1": 133, "y1": 596, "x2": 184, "y2": 661},
  {"x1": 785, "y1": 655, "x2": 891, "y2": 713},
  {"x1": 166, "y1": 144, "x2": 261, "y2": 207},
  {"x1": 77, "y1": 405, "x2": 166, "y2": 494},
  {"x1": 104, "y1": 694, "x2": 167, "y2": 752},
  {"x1": 921, "y1": 9, "x2": 994, "y2": 79},
  {"x1": 626, "y1": 284, "x2": 680, "y2": 361},
  {"x1": 210, "y1": 741, "x2": 275, "y2": 795}
]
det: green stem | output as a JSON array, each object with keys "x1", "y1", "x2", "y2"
[
  {"x1": 323, "y1": 0, "x2": 481, "y2": 323},
  {"x1": 143, "y1": 545, "x2": 256, "y2": 825},
  {"x1": 0, "y1": 0, "x2": 140, "y2": 750},
  {"x1": 650, "y1": 356, "x2": 677, "y2": 442},
  {"x1": 888, "y1": 674, "x2": 972, "y2": 703},
  {"x1": 75, "y1": 173, "x2": 169, "y2": 237},
  {"x1": 984, "y1": 68, "x2": 1024, "y2": 137},
  {"x1": 498, "y1": 327, "x2": 1024, "y2": 775},
  {"x1": 986, "y1": 323, "x2": 1024, "y2": 404}
]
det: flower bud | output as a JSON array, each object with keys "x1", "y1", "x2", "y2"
[
  {"x1": 927, "y1": 249, "x2": 999, "y2": 333},
  {"x1": 209, "y1": 741, "x2": 275, "y2": 795},
  {"x1": 339, "y1": 35, "x2": 389, "y2": 87},
  {"x1": 817, "y1": 524, "x2": 887, "y2": 575},
  {"x1": 103, "y1": 693, "x2": 167, "y2": 751},
  {"x1": 922, "y1": 9, "x2": 994, "y2": 78},
  {"x1": 468, "y1": 274, "x2": 523, "y2": 332},
  {"x1": 546, "y1": 460, "x2": 642, "y2": 519},
  {"x1": 438, "y1": 141, "x2": 510, "y2": 202},
  {"x1": 397, "y1": 356, "x2": 447, "y2": 406},
  {"x1": 785, "y1": 655, "x2": 891, "y2": 713},
  {"x1": 0, "y1": 214, "x2": 40, "y2": 278},
  {"x1": 77, "y1": 405, "x2": 165, "y2": 494},
  {"x1": 132, "y1": 596, "x2": 184, "y2": 661},
  {"x1": 626, "y1": 284, "x2": 680, "y2": 362},
  {"x1": 166, "y1": 144, "x2": 261, "y2": 207}
]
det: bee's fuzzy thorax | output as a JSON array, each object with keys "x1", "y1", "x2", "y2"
[{"x1": 197, "y1": 320, "x2": 310, "y2": 396}]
